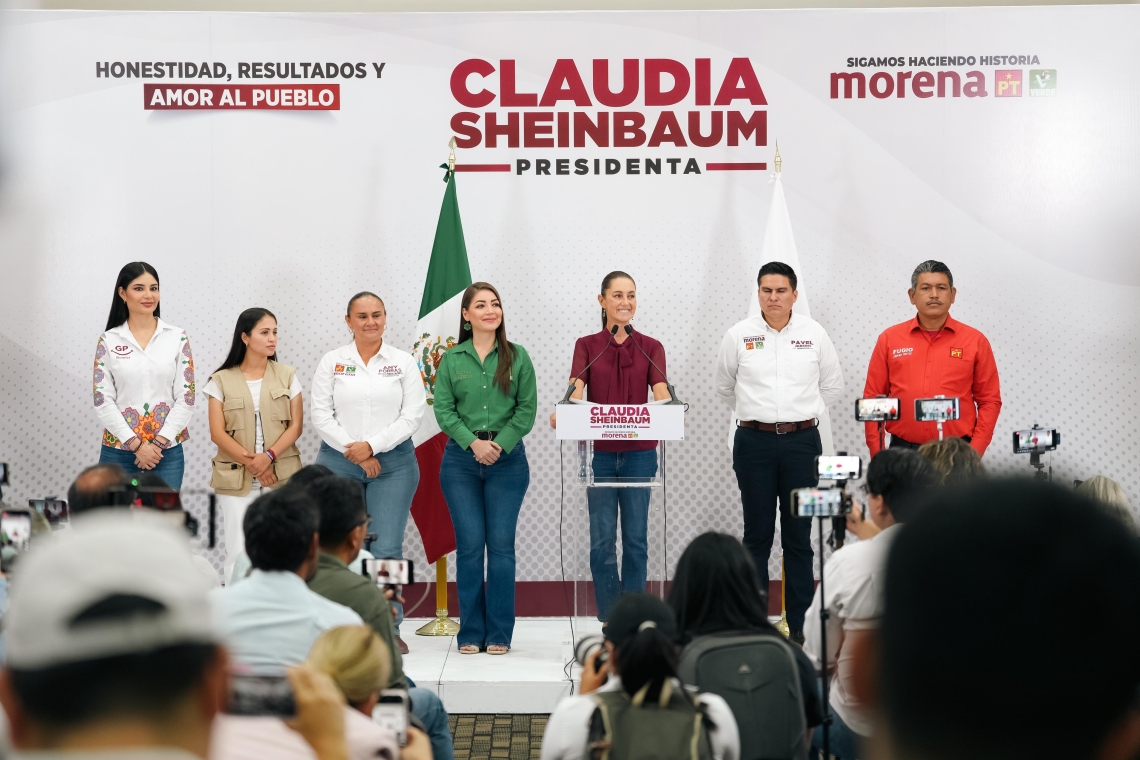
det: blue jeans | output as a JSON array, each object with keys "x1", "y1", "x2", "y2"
[
  {"x1": 812, "y1": 699, "x2": 865, "y2": 759},
  {"x1": 316, "y1": 439, "x2": 419, "y2": 631},
  {"x1": 98, "y1": 442, "x2": 186, "y2": 490},
  {"x1": 409, "y1": 686, "x2": 453, "y2": 760},
  {"x1": 439, "y1": 439, "x2": 530, "y2": 649},
  {"x1": 588, "y1": 449, "x2": 658, "y2": 622}
]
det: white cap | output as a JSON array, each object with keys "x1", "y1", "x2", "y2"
[{"x1": 5, "y1": 510, "x2": 217, "y2": 669}]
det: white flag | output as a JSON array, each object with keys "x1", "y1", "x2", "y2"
[{"x1": 727, "y1": 163, "x2": 837, "y2": 457}]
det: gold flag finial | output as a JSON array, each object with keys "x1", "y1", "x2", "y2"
[
  {"x1": 774, "y1": 141, "x2": 782, "y2": 174},
  {"x1": 448, "y1": 136, "x2": 457, "y2": 171}
]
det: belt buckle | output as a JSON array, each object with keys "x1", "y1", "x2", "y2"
[{"x1": 775, "y1": 422, "x2": 791, "y2": 435}]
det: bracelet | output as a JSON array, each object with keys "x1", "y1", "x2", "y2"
[{"x1": 266, "y1": 448, "x2": 277, "y2": 463}]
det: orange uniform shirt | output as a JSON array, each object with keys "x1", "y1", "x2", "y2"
[{"x1": 863, "y1": 315, "x2": 1001, "y2": 456}]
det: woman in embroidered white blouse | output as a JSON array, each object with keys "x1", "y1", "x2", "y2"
[{"x1": 92, "y1": 262, "x2": 196, "y2": 489}]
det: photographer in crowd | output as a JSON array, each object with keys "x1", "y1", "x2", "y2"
[
  {"x1": 0, "y1": 511, "x2": 351, "y2": 760},
  {"x1": 804, "y1": 449, "x2": 939, "y2": 759},
  {"x1": 304, "y1": 475, "x2": 453, "y2": 760},
  {"x1": 66, "y1": 463, "x2": 130, "y2": 514},
  {"x1": 861, "y1": 478, "x2": 1140, "y2": 760},
  {"x1": 541, "y1": 593, "x2": 739, "y2": 760}
]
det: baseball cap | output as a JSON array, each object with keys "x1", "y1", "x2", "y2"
[
  {"x1": 602, "y1": 592, "x2": 678, "y2": 647},
  {"x1": 5, "y1": 510, "x2": 217, "y2": 670}
]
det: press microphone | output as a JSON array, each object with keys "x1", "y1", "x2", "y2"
[
  {"x1": 560, "y1": 324, "x2": 619, "y2": 403},
  {"x1": 624, "y1": 325, "x2": 684, "y2": 406}
]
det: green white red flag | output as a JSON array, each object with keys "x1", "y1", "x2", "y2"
[{"x1": 410, "y1": 166, "x2": 471, "y2": 563}]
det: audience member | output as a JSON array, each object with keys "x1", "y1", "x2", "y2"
[
  {"x1": 307, "y1": 625, "x2": 433, "y2": 760},
  {"x1": 304, "y1": 475, "x2": 454, "y2": 760},
  {"x1": 863, "y1": 478, "x2": 1140, "y2": 760},
  {"x1": 804, "y1": 449, "x2": 938, "y2": 759},
  {"x1": 66, "y1": 462, "x2": 130, "y2": 514},
  {"x1": 211, "y1": 488, "x2": 362, "y2": 667},
  {"x1": 916, "y1": 436, "x2": 985, "y2": 485},
  {"x1": 212, "y1": 624, "x2": 416, "y2": 760},
  {"x1": 0, "y1": 510, "x2": 350, "y2": 760},
  {"x1": 227, "y1": 464, "x2": 337, "y2": 585},
  {"x1": 668, "y1": 532, "x2": 822, "y2": 740},
  {"x1": 541, "y1": 593, "x2": 739, "y2": 760},
  {"x1": 1076, "y1": 475, "x2": 1136, "y2": 531}
]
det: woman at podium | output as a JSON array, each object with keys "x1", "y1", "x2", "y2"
[{"x1": 554, "y1": 271, "x2": 671, "y2": 622}]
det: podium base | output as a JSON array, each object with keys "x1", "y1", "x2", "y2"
[{"x1": 416, "y1": 610, "x2": 460, "y2": 637}]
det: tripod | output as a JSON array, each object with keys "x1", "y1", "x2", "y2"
[{"x1": 815, "y1": 479, "x2": 851, "y2": 760}]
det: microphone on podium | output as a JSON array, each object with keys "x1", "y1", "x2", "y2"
[
  {"x1": 624, "y1": 325, "x2": 684, "y2": 406},
  {"x1": 560, "y1": 324, "x2": 619, "y2": 404}
]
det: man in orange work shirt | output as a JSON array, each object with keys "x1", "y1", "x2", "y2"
[{"x1": 863, "y1": 261, "x2": 1001, "y2": 457}]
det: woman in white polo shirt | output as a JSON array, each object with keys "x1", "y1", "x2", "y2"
[
  {"x1": 92, "y1": 262, "x2": 196, "y2": 489},
  {"x1": 312, "y1": 291, "x2": 426, "y2": 634},
  {"x1": 205, "y1": 307, "x2": 304, "y2": 583}
]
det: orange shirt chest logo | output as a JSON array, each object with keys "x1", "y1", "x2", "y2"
[{"x1": 950, "y1": 348, "x2": 964, "y2": 359}]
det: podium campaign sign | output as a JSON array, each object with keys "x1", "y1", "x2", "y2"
[{"x1": 554, "y1": 404, "x2": 684, "y2": 441}]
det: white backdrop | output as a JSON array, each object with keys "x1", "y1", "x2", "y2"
[{"x1": 1, "y1": 7, "x2": 1138, "y2": 582}]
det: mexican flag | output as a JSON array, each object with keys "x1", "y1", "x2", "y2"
[{"x1": 409, "y1": 166, "x2": 471, "y2": 563}]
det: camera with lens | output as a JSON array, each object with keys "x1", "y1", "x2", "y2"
[
  {"x1": 574, "y1": 634, "x2": 609, "y2": 669},
  {"x1": 105, "y1": 482, "x2": 199, "y2": 537}
]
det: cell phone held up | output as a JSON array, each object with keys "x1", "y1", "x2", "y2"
[
  {"x1": 792, "y1": 488, "x2": 853, "y2": 518},
  {"x1": 362, "y1": 558, "x2": 413, "y2": 588},
  {"x1": 226, "y1": 669, "x2": 296, "y2": 718},
  {"x1": 372, "y1": 689, "x2": 410, "y2": 747}
]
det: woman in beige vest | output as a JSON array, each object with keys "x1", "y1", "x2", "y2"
[{"x1": 207, "y1": 307, "x2": 304, "y2": 582}]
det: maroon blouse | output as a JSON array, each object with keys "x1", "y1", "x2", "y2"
[{"x1": 569, "y1": 327, "x2": 667, "y2": 452}]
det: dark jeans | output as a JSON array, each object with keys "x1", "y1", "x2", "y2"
[
  {"x1": 440, "y1": 439, "x2": 530, "y2": 649},
  {"x1": 98, "y1": 442, "x2": 185, "y2": 490},
  {"x1": 587, "y1": 448, "x2": 658, "y2": 622},
  {"x1": 732, "y1": 425, "x2": 822, "y2": 632}
]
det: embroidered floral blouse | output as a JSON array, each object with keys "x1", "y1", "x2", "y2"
[{"x1": 93, "y1": 319, "x2": 196, "y2": 449}]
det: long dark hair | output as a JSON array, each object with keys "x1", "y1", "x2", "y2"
[
  {"x1": 214, "y1": 308, "x2": 278, "y2": 374},
  {"x1": 105, "y1": 262, "x2": 160, "y2": 331},
  {"x1": 600, "y1": 270, "x2": 635, "y2": 328},
  {"x1": 608, "y1": 594, "x2": 681, "y2": 703},
  {"x1": 667, "y1": 532, "x2": 776, "y2": 644},
  {"x1": 458, "y1": 282, "x2": 515, "y2": 394}
]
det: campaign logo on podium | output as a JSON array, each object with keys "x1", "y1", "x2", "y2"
[
  {"x1": 1029, "y1": 69, "x2": 1057, "y2": 97},
  {"x1": 995, "y1": 70, "x2": 1023, "y2": 97}
]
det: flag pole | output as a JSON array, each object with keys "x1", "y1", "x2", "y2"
[
  {"x1": 417, "y1": 552, "x2": 460, "y2": 636},
  {"x1": 416, "y1": 136, "x2": 463, "y2": 638}
]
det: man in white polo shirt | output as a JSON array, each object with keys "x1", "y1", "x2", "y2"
[{"x1": 714, "y1": 261, "x2": 844, "y2": 644}]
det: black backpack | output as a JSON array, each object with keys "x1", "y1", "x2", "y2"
[
  {"x1": 586, "y1": 680, "x2": 716, "y2": 760},
  {"x1": 677, "y1": 632, "x2": 808, "y2": 760}
]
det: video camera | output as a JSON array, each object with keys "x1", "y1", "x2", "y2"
[{"x1": 105, "y1": 482, "x2": 200, "y2": 537}]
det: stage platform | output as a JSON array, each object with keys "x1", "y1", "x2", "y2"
[
  {"x1": 401, "y1": 615, "x2": 784, "y2": 714},
  {"x1": 401, "y1": 617, "x2": 602, "y2": 714}
]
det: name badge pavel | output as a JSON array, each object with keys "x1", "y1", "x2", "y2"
[{"x1": 554, "y1": 404, "x2": 685, "y2": 441}]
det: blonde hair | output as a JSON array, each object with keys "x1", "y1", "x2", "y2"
[
  {"x1": 306, "y1": 625, "x2": 391, "y2": 705},
  {"x1": 1076, "y1": 476, "x2": 1135, "y2": 530},
  {"x1": 917, "y1": 437, "x2": 985, "y2": 485}
]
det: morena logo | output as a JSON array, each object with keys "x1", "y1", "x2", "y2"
[{"x1": 448, "y1": 58, "x2": 768, "y2": 151}]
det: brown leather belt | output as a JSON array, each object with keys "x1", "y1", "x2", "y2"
[{"x1": 738, "y1": 419, "x2": 817, "y2": 435}]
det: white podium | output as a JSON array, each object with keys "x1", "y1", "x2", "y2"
[
  {"x1": 554, "y1": 402, "x2": 686, "y2": 626},
  {"x1": 554, "y1": 402, "x2": 684, "y2": 487}
]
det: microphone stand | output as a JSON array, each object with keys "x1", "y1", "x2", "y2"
[
  {"x1": 560, "y1": 324, "x2": 619, "y2": 403},
  {"x1": 623, "y1": 325, "x2": 684, "y2": 406}
]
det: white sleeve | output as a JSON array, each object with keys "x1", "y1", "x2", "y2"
[
  {"x1": 157, "y1": 331, "x2": 196, "y2": 442},
  {"x1": 817, "y1": 328, "x2": 844, "y2": 409},
  {"x1": 93, "y1": 334, "x2": 138, "y2": 446},
  {"x1": 366, "y1": 354, "x2": 427, "y2": 454},
  {"x1": 289, "y1": 374, "x2": 303, "y2": 398},
  {"x1": 713, "y1": 329, "x2": 739, "y2": 410},
  {"x1": 700, "y1": 693, "x2": 741, "y2": 760},
  {"x1": 311, "y1": 353, "x2": 354, "y2": 453},
  {"x1": 203, "y1": 378, "x2": 223, "y2": 401},
  {"x1": 539, "y1": 696, "x2": 594, "y2": 760}
]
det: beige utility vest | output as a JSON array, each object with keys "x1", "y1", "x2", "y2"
[{"x1": 209, "y1": 362, "x2": 302, "y2": 496}]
